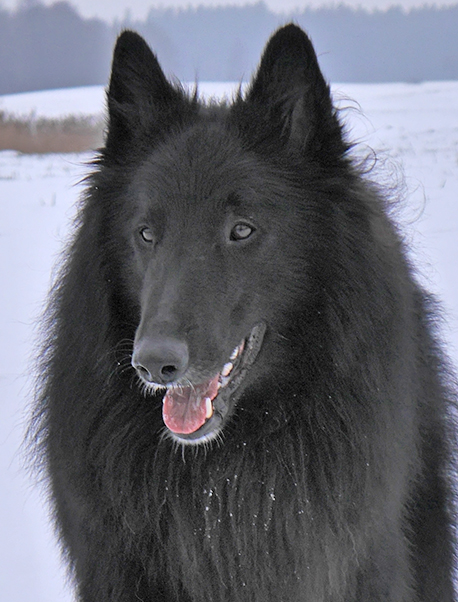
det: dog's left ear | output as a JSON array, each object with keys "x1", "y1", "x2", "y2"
[
  {"x1": 246, "y1": 24, "x2": 346, "y2": 160},
  {"x1": 105, "y1": 31, "x2": 189, "y2": 150}
]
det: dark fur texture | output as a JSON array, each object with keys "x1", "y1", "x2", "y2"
[{"x1": 34, "y1": 25, "x2": 456, "y2": 601}]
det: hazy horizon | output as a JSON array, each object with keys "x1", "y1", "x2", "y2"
[{"x1": 3, "y1": 0, "x2": 458, "y2": 22}]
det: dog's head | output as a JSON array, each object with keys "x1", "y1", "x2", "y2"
[{"x1": 101, "y1": 26, "x2": 347, "y2": 445}]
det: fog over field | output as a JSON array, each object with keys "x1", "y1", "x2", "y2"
[
  {"x1": 1, "y1": 3, "x2": 458, "y2": 94},
  {"x1": 0, "y1": 81, "x2": 457, "y2": 601}
]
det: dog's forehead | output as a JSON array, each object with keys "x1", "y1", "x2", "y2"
[
  {"x1": 160, "y1": 123, "x2": 245, "y2": 171},
  {"x1": 136, "y1": 124, "x2": 263, "y2": 204}
]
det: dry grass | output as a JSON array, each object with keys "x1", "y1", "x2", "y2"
[{"x1": 0, "y1": 112, "x2": 104, "y2": 154}]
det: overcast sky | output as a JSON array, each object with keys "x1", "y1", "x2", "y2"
[{"x1": 3, "y1": 0, "x2": 458, "y2": 21}]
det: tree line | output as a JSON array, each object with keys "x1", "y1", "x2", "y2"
[{"x1": 0, "y1": 1, "x2": 457, "y2": 95}]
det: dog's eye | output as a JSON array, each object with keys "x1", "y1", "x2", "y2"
[
  {"x1": 139, "y1": 227, "x2": 154, "y2": 243},
  {"x1": 230, "y1": 223, "x2": 255, "y2": 242}
]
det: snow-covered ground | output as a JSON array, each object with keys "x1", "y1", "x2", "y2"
[{"x1": 1, "y1": 82, "x2": 457, "y2": 601}]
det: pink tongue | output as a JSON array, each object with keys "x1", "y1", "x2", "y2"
[{"x1": 162, "y1": 374, "x2": 220, "y2": 434}]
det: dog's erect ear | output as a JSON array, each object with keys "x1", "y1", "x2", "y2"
[
  {"x1": 105, "y1": 31, "x2": 186, "y2": 149},
  {"x1": 246, "y1": 24, "x2": 346, "y2": 160}
]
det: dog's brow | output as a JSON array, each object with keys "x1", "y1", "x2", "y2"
[
  {"x1": 225, "y1": 192, "x2": 258, "y2": 212},
  {"x1": 225, "y1": 192, "x2": 242, "y2": 209}
]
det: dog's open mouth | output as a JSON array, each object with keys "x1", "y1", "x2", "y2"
[{"x1": 162, "y1": 322, "x2": 266, "y2": 443}]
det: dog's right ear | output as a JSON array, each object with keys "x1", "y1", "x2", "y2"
[{"x1": 105, "y1": 31, "x2": 186, "y2": 150}]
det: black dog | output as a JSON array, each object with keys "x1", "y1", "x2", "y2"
[{"x1": 34, "y1": 24, "x2": 456, "y2": 601}]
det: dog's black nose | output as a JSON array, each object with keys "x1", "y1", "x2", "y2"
[{"x1": 132, "y1": 337, "x2": 189, "y2": 385}]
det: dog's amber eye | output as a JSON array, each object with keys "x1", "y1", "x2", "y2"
[
  {"x1": 139, "y1": 227, "x2": 154, "y2": 243},
  {"x1": 230, "y1": 223, "x2": 254, "y2": 241}
]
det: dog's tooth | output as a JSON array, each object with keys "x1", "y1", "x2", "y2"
[
  {"x1": 230, "y1": 347, "x2": 239, "y2": 360},
  {"x1": 205, "y1": 397, "x2": 213, "y2": 419},
  {"x1": 222, "y1": 362, "x2": 233, "y2": 377}
]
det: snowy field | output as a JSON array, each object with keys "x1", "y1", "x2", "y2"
[{"x1": 1, "y1": 81, "x2": 457, "y2": 601}]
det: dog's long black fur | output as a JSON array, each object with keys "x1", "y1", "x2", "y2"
[{"x1": 33, "y1": 24, "x2": 456, "y2": 601}]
